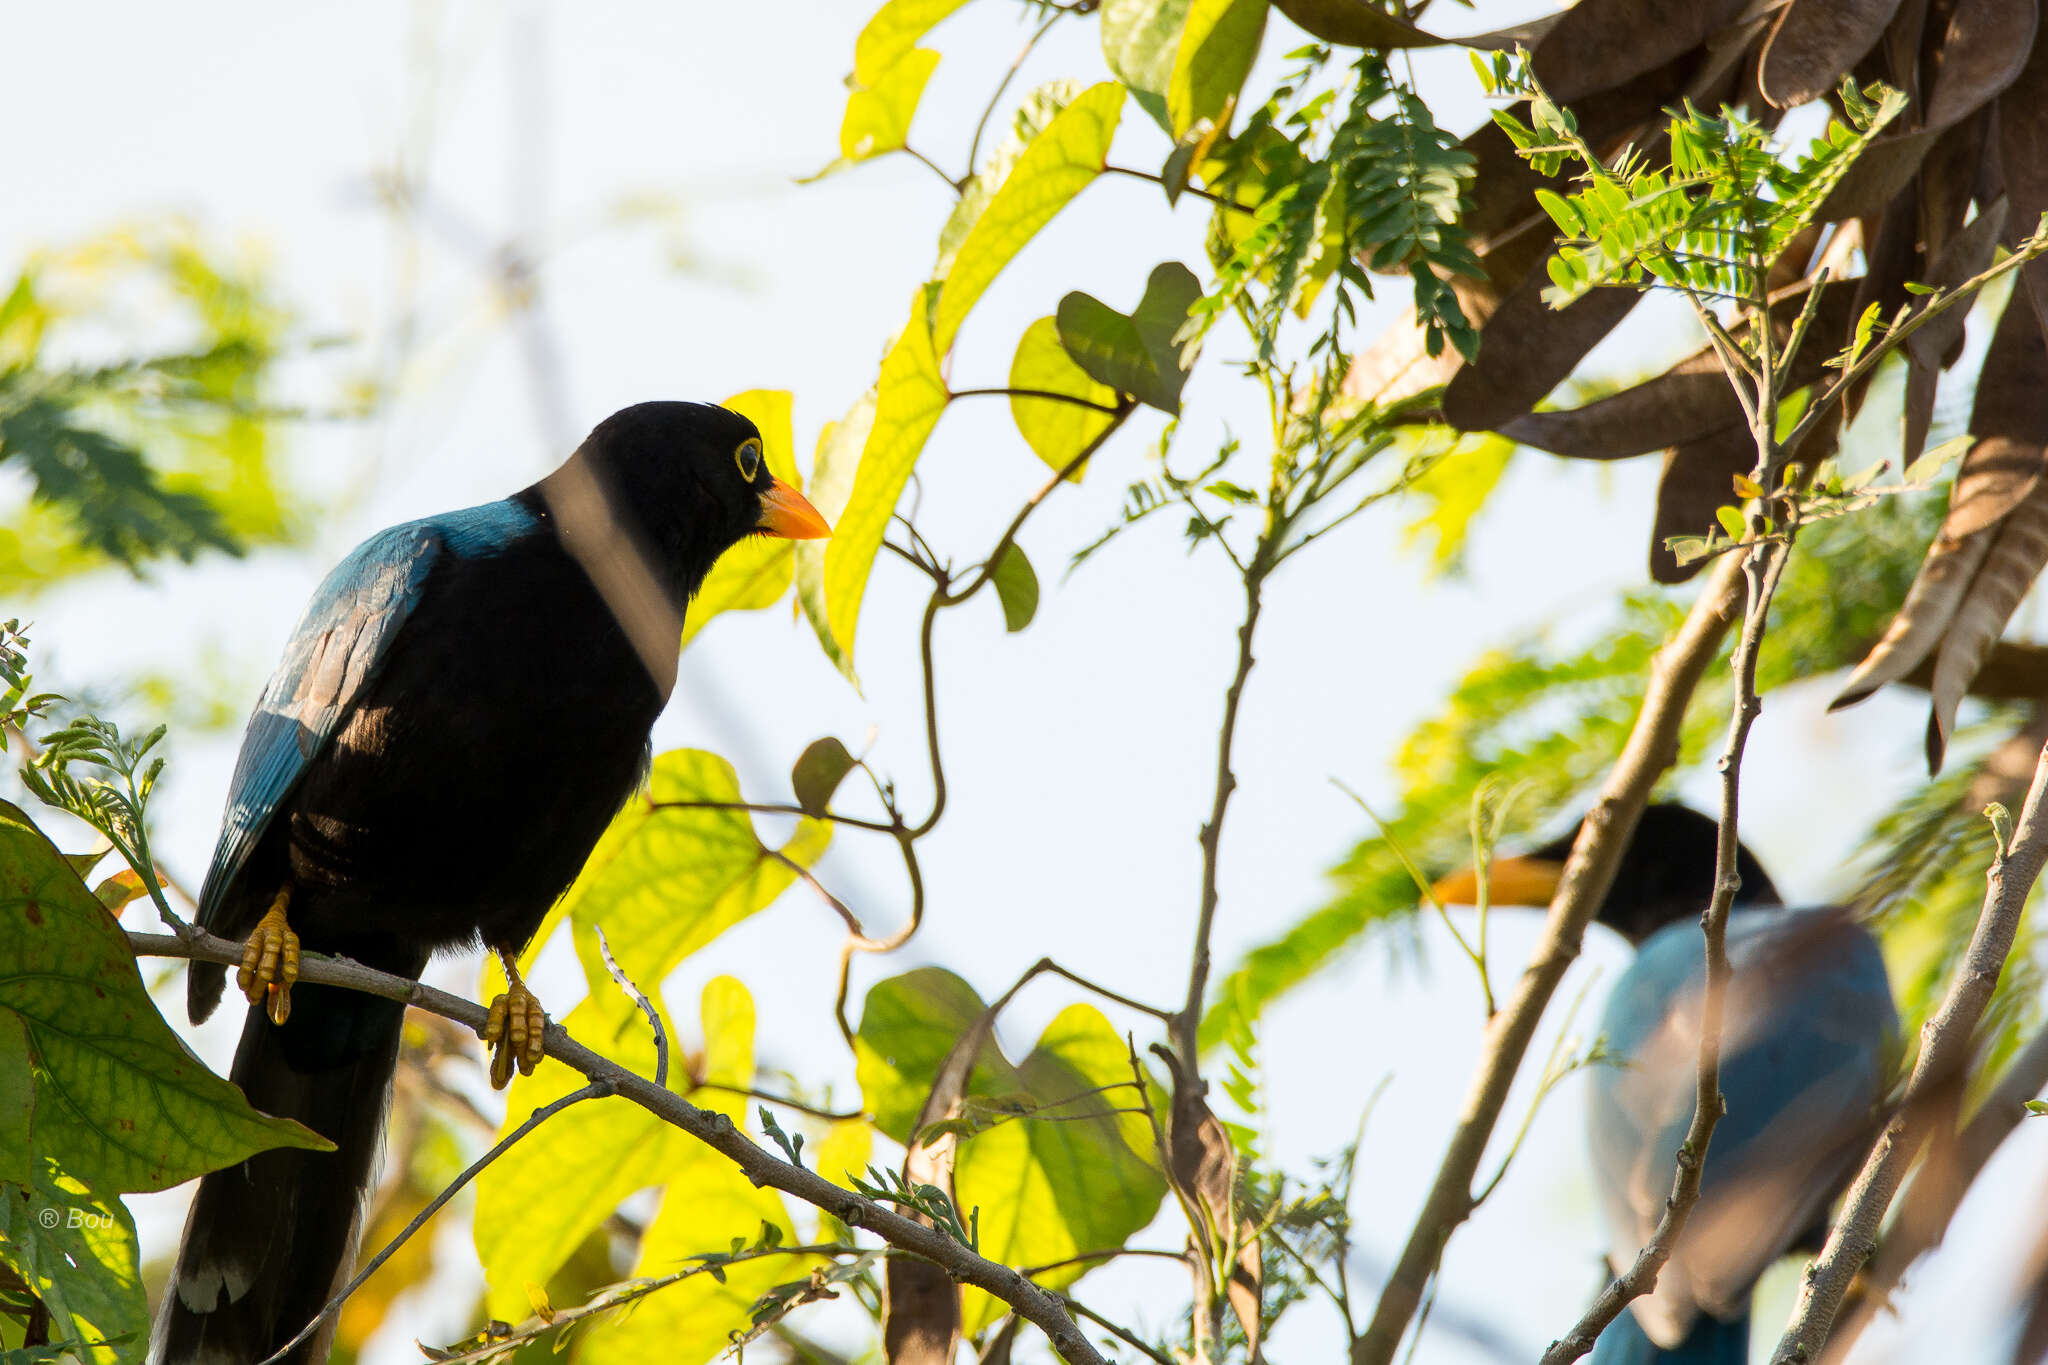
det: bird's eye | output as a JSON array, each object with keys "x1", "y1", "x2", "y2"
[{"x1": 734, "y1": 439, "x2": 763, "y2": 481}]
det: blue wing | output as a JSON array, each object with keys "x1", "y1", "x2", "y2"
[
  {"x1": 195, "y1": 500, "x2": 544, "y2": 931},
  {"x1": 1588, "y1": 909, "x2": 1897, "y2": 1348},
  {"x1": 196, "y1": 523, "x2": 443, "y2": 930}
]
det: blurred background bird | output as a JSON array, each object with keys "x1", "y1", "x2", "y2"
[
  {"x1": 1434, "y1": 803, "x2": 1899, "y2": 1365},
  {"x1": 153, "y1": 400, "x2": 829, "y2": 1365}
]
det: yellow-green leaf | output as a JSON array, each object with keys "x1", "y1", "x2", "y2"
[
  {"x1": 824, "y1": 287, "x2": 949, "y2": 663},
  {"x1": 1168, "y1": 0, "x2": 1267, "y2": 140},
  {"x1": 956, "y1": 1004, "x2": 1166, "y2": 1333},
  {"x1": 852, "y1": 971, "x2": 1165, "y2": 1335},
  {"x1": 558, "y1": 750, "x2": 831, "y2": 998},
  {"x1": 1009, "y1": 317, "x2": 1118, "y2": 479},
  {"x1": 579, "y1": 980, "x2": 809, "y2": 1365},
  {"x1": 938, "y1": 82, "x2": 1083, "y2": 279},
  {"x1": 932, "y1": 82, "x2": 1126, "y2": 354},
  {"x1": 840, "y1": 48, "x2": 941, "y2": 162},
  {"x1": 795, "y1": 392, "x2": 874, "y2": 687},
  {"x1": 0, "y1": 1162, "x2": 143, "y2": 1355},
  {"x1": 0, "y1": 799, "x2": 330, "y2": 1194},
  {"x1": 854, "y1": 0, "x2": 971, "y2": 85},
  {"x1": 683, "y1": 390, "x2": 801, "y2": 649},
  {"x1": 474, "y1": 989, "x2": 685, "y2": 1320},
  {"x1": 1398, "y1": 435, "x2": 1515, "y2": 576}
]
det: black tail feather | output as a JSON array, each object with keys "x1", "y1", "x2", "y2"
[{"x1": 156, "y1": 952, "x2": 425, "y2": 1365}]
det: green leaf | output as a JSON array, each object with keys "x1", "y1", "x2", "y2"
[
  {"x1": 0, "y1": 799, "x2": 329, "y2": 1194},
  {"x1": 852, "y1": 971, "x2": 1165, "y2": 1334},
  {"x1": 1055, "y1": 262, "x2": 1202, "y2": 414},
  {"x1": 0, "y1": 1164, "x2": 142, "y2": 1356},
  {"x1": 579, "y1": 981, "x2": 810, "y2": 1365},
  {"x1": 856, "y1": 969, "x2": 1004, "y2": 1143},
  {"x1": 1101, "y1": 0, "x2": 1193, "y2": 131},
  {"x1": 791, "y1": 736, "x2": 858, "y2": 817},
  {"x1": 1904, "y1": 433, "x2": 1971, "y2": 485},
  {"x1": 1167, "y1": 0, "x2": 1267, "y2": 140},
  {"x1": 795, "y1": 392, "x2": 874, "y2": 688},
  {"x1": 0, "y1": 1012, "x2": 31, "y2": 1188},
  {"x1": 956, "y1": 1004, "x2": 1166, "y2": 1333},
  {"x1": 558, "y1": 752, "x2": 831, "y2": 999},
  {"x1": 1007, "y1": 317, "x2": 1119, "y2": 479},
  {"x1": 938, "y1": 82, "x2": 1082, "y2": 279},
  {"x1": 825, "y1": 287, "x2": 950, "y2": 664},
  {"x1": 933, "y1": 82, "x2": 1126, "y2": 354},
  {"x1": 989, "y1": 544, "x2": 1039, "y2": 632},
  {"x1": 1715, "y1": 505, "x2": 1746, "y2": 539},
  {"x1": 853, "y1": 0, "x2": 971, "y2": 86},
  {"x1": 474, "y1": 988, "x2": 686, "y2": 1321},
  {"x1": 682, "y1": 390, "x2": 801, "y2": 648},
  {"x1": 839, "y1": 48, "x2": 941, "y2": 162},
  {"x1": 2027, "y1": 1098, "x2": 2048, "y2": 1116}
]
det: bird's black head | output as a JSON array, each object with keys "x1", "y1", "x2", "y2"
[
  {"x1": 561, "y1": 400, "x2": 830, "y2": 601},
  {"x1": 1429, "y1": 802, "x2": 1783, "y2": 946}
]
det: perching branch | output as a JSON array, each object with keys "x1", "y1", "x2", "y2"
[
  {"x1": 1541, "y1": 532, "x2": 1797, "y2": 1365},
  {"x1": 1351, "y1": 547, "x2": 1748, "y2": 1365},
  {"x1": 1769, "y1": 741, "x2": 2048, "y2": 1364},
  {"x1": 127, "y1": 929, "x2": 1114, "y2": 1365}
]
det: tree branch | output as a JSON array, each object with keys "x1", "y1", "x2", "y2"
[
  {"x1": 128, "y1": 930, "x2": 1112, "y2": 1365},
  {"x1": 1768, "y1": 740, "x2": 2048, "y2": 1363},
  {"x1": 1351, "y1": 548, "x2": 1749, "y2": 1365},
  {"x1": 1541, "y1": 533, "x2": 1795, "y2": 1364}
]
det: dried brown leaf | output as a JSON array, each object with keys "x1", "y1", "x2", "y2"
[
  {"x1": 1268, "y1": 0, "x2": 1560, "y2": 50},
  {"x1": 1761, "y1": 0, "x2": 1904, "y2": 108},
  {"x1": 1441, "y1": 270, "x2": 1644, "y2": 432},
  {"x1": 1831, "y1": 525, "x2": 1996, "y2": 709},
  {"x1": 1530, "y1": 0, "x2": 1750, "y2": 103},
  {"x1": 1950, "y1": 291, "x2": 2048, "y2": 536},
  {"x1": 1652, "y1": 428, "x2": 1759, "y2": 584},
  {"x1": 1997, "y1": 15, "x2": 2048, "y2": 336},
  {"x1": 1929, "y1": 478, "x2": 2048, "y2": 769},
  {"x1": 1500, "y1": 282, "x2": 1856, "y2": 462},
  {"x1": 1925, "y1": 0, "x2": 2039, "y2": 130},
  {"x1": 882, "y1": 1006, "x2": 999, "y2": 1365},
  {"x1": 1152, "y1": 1048, "x2": 1261, "y2": 1360}
]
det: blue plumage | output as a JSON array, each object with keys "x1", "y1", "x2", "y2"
[
  {"x1": 195, "y1": 500, "x2": 540, "y2": 934},
  {"x1": 1589, "y1": 907, "x2": 1897, "y2": 1357}
]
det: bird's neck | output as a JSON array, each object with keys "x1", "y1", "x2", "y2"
[{"x1": 524, "y1": 464, "x2": 682, "y2": 703}]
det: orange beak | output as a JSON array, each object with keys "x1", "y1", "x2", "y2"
[
  {"x1": 756, "y1": 478, "x2": 831, "y2": 540},
  {"x1": 1430, "y1": 855, "x2": 1567, "y2": 909}
]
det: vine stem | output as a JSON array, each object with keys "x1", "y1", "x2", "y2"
[
  {"x1": 1769, "y1": 741, "x2": 2048, "y2": 1363},
  {"x1": 128, "y1": 929, "x2": 1113, "y2": 1365}
]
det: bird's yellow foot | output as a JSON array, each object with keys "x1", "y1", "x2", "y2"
[
  {"x1": 237, "y1": 887, "x2": 299, "y2": 1026},
  {"x1": 481, "y1": 952, "x2": 547, "y2": 1089}
]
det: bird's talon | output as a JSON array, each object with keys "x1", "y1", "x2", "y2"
[
  {"x1": 482, "y1": 965, "x2": 547, "y2": 1090},
  {"x1": 238, "y1": 889, "x2": 298, "y2": 1024}
]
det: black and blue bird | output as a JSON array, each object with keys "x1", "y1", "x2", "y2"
[
  {"x1": 1434, "y1": 804, "x2": 1898, "y2": 1365},
  {"x1": 154, "y1": 401, "x2": 829, "y2": 1365}
]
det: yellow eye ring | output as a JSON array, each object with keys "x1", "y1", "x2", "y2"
[{"x1": 734, "y1": 438, "x2": 763, "y2": 481}]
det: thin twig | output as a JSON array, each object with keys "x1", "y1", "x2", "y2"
[
  {"x1": 130, "y1": 929, "x2": 1112, "y2": 1365},
  {"x1": 950, "y1": 386, "x2": 1128, "y2": 414},
  {"x1": 1769, "y1": 742, "x2": 2048, "y2": 1363},
  {"x1": 255, "y1": 1082, "x2": 610, "y2": 1365},
  {"x1": 963, "y1": 13, "x2": 1061, "y2": 177},
  {"x1": 693, "y1": 1082, "x2": 865, "y2": 1122},
  {"x1": 595, "y1": 924, "x2": 668, "y2": 1088},
  {"x1": 1542, "y1": 534, "x2": 1796, "y2": 1364}
]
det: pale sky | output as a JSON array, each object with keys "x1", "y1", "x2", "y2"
[{"x1": 6, "y1": 3, "x2": 2040, "y2": 1362}]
